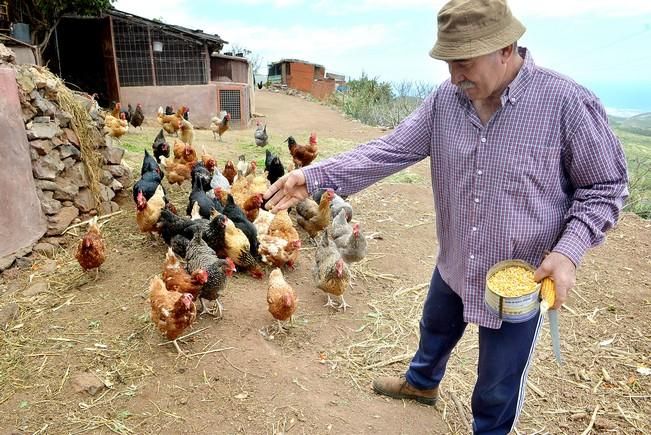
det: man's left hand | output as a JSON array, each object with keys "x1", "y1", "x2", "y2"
[{"x1": 533, "y1": 252, "x2": 576, "y2": 310}]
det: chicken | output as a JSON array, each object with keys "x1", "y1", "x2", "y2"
[
  {"x1": 267, "y1": 210, "x2": 301, "y2": 266},
  {"x1": 158, "y1": 156, "x2": 191, "y2": 186},
  {"x1": 287, "y1": 132, "x2": 318, "y2": 168},
  {"x1": 295, "y1": 189, "x2": 334, "y2": 239},
  {"x1": 236, "y1": 154, "x2": 247, "y2": 178},
  {"x1": 210, "y1": 111, "x2": 230, "y2": 141},
  {"x1": 104, "y1": 112, "x2": 128, "y2": 142},
  {"x1": 201, "y1": 145, "x2": 216, "y2": 173},
  {"x1": 191, "y1": 161, "x2": 213, "y2": 192},
  {"x1": 158, "y1": 105, "x2": 186, "y2": 135},
  {"x1": 130, "y1": 103, "x2": 144, "y2": 129},
  {"x1": 313, "y1": 231, "x2": 351, "y2": 310},
  {"x1": 136, "y1": 185, "x2": 166, "y2": 233},
  {"x1": 185, "y1": 231, "x2": 236, "y2": 316},
  {"x1": 242, "y1": 193, "x2": 264, "y2": 223},
  {"x1": 332, "y1": 210, "x2": 367, "y2": 263},
  {"x1": 254, "y1": 121, "x2": 268, "y2": 147},
  {"x1": 222, "y1": 195, "x2": 260, "y2": 258},
  {"x1": 219, "y1": 161, "x2": 235, "y2": 186},
  {"x1": 253, "y1": 209, "x2": 275, "y2": 237},
  {"x1": 179, "y1": 118, "x2": 194, "y2": 145},
  {"x1": 259, "y1": 236, "x2": 302, "y2": 269},
  {"x1": 210, "y1": 167, "x2": 231, "y2": 192},
  {"x1": 265, "y1": 149, "x2": 285, "y2": 185},
  {"x1": 313, "y1": 189, "x2": 353, "y2": 222},
  {"x1": 75, "y1": 216, "x2": 106, "y2": 279},
  {"x1": 187, "y1": 177, "x2": 222, "y2": 218},
  {"x1": 158, "y1": 209, "x2": 226, "y2": 258},
  {"x1": 132, "y1": 169, "x2": 164, "y2": 204},
  {"x1": 124, "y1": 104, "x2": 133, "y2": 123},
  {"x1": 231, "y1": 169, "x2": 269, "y2": 211},
  {"x1": 172, "y1": 140, "x2": 197, "y2": 165},
  {"x1": 267, "y1": 268, "x2": 297, "y2": 332},
  {"x1": 149, "y1": 276, "x2": 196, "y2": 353},
  {"x1": 152, "y1": 129, "x2": 170, "y2": 163},
  {"x1": 222, "y1": 213, "x2": 263, "y2": 278},
  {"x1": 162, "y1": 247, "x2": 208, "y2": 299}
]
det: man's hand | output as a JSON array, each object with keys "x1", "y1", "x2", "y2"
[
  {"x1": 263, "y1": 169, "x2": 309, "y2": 213},
  {"x1": 533, "y1": 252, "x2": 576, "y2": 310}
]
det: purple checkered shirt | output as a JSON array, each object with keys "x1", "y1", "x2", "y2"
[{"x1": 302, "y1": 48, "x2": 628, "y2": 328}]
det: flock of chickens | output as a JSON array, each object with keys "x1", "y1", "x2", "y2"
[{"x1": 74, "y1": 105, "x2": 368, "y2": 354}]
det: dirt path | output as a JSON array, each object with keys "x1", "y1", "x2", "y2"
[{"x1": 0, "y1": 90, "x2": 649, "y2": 434}]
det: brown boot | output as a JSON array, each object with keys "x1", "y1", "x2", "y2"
[{"x1": 372, "y1": 376, "x2": 438, "y2": 406}]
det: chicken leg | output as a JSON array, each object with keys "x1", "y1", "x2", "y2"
[
  {"x1": 323, "y1": 294, "x2": 338, "y2": 309},
  {"x1": 339, "y1": 295, "x2": 351, "y2": 312}
]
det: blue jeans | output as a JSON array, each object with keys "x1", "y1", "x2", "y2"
[{"x1": 405, "y1": 268, "x2": 543, "y2": 435}]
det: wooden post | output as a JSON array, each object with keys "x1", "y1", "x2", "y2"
[
  {"x1": 147, "y1": 26, "x2": 157, "y2": 86},
  {"x1": 108, "y1": 16, "x2": 121, "y2": 103}
]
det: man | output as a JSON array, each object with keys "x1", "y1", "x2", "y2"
[{"x1": 263, "y1": 0, "x2": 628, "y2": 433}]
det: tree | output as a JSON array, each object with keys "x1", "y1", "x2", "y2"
[
  {"x1": 227, "y1": 43, "x2": 263, "y2": 75},
  {"x1": 14, "y1": 0, "x2": 114, "y2": 64}
]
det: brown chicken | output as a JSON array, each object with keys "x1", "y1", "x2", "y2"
[
  {"x1": 253, "y1": 209, "x2": 275, "y2": 237},
  {"x1": 267, "y1": 268, "x2": 297, "y2": 332},
  {"x1": 222, "y1": 160, "x2": 237, "y2": 185},
  {"x1": 295, "y1": 189, "x2": 334, "y2": 239},
  {"x1": 104, "y1": 112, "x2": 129, "y2": 142},
  {"x1": 313, "y1": 231, "x2": 351, "y2": 311},
  {"x1": 158, "y1": 106, "x2": 186, "y2": 135},
  {"x1": 159, "y1": 156, "x2": 193, "y2": 186},
  {"x1": 162, "y1": 248, "x2": 208, "y2": 299},
  {"x1": 231, "y1": 169, "x2": 269, "y2": 210},
  {"x1": 172, "y1": 140, "x2": 197, "y2": 165},
  {"x1": 267, "y1": 210, "x2": 301, "y2": 266},
  {"x1": 201, "y1": 145, "x2": 216, "y2": 173},
  {"x1": 259, "y1": 236, "x2": 302, "y2": 269},
  {"x1": 136, "y1": 185, "x2": 166, "y2": 233},
  {"x1": 242, "y1": 193, "x2": 264, "y2": 222},
  {"x1": 210, "y1": 111, "x2": 231, "y2": 141},
  {"x1": 223, "y1": 215, "x2": 264, "y2": 278},
  {"x1": 75, "y1": 216, "x2": 106, "y2": 279},
  {"x1": 287, "y1": 132, "x2": 318, "y2": 167},
  {"x1": 149, "y1": 275, "x2": 196, "y2": 353},
  {"x1": 179, "y1": 118, "x2": 194, "y2": 145}
]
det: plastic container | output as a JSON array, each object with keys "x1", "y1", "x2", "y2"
[
  {"x1": 11, "y1": 23, "x2": 31, "y2": 44},
  {"x1": 484, "y1": 260, "x2": 540, "y2": 323}
]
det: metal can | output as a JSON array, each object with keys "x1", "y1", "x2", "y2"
[{"x1": 484, "y1": 260, "x2": 541, "y2": 323}]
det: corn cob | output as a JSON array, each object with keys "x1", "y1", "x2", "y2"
[{"x1": 540, "y1": 277, "x2": 555, "y2": 314}]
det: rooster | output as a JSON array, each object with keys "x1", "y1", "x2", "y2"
[
  {"x1": 267, "y1": 268, "x2": 297, "y2": 333},
  {"x1": 149, "y1": 275, "x2": 196, "y2": 354},
  {"x1": 287, "y1": 132, "x2": 318, "y2": 168},
  {"x1": 210, "y1": 111, "x2": 231, "y2": 141},
  {"x1": 75, "y1": 216, "x2": 106, "y2": 279},
  {"x1": 313, "y1": 231, "x2": 350, "y2": 311},
  {"x1": 135, "y1": 185, "x2": 166, "y2": 233},
  {"x1": 185, "y1": 231, "x2": 237, "y2": 317},
  {"x1": 254, "y1": 121, "x2": 268, "y2": 147}
]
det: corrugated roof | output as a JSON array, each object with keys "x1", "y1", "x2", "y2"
[{"x1": 269, "y1": 59, "x2": 325, "y2": 69}]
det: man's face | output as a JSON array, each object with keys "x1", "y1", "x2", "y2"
[{"x1": 447, "y1": 50, "x2": 508, "y2": 101}]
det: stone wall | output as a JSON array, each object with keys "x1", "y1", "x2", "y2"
[{"x1": 0, "y1": 44, "x2": 131, "y2": 270}]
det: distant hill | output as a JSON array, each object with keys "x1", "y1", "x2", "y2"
[{"x1": 614, "y1": 112, "x2": 651, "y2": 136}]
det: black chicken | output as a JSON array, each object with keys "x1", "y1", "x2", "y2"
[
  {"x1": 222, "y1": 194, "x2": 259, "y2": 257},
  {"x1": 265, "y1": 149, "x2": 285, "y2": 185},
  {"x1": 152, "y1": 129, "x2": 170, "y2": 163},
  {"x1": 191, "y1": 161, "x2": 212, "y2": 192},
  {"x1": 187, "y1": 177, "x2": 223, "y2": 218},
  {"x1": 141, "y1": 149, "x2": 160, "y2": 176}
]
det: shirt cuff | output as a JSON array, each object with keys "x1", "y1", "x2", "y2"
[
  {"x1": 302, "y1": 167, "x2": 326, "y2": 196},
  {"x1": 552, "y1": 228, "x2": 592, "y2": 267}
]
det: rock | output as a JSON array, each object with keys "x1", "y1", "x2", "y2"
[
  {"x1": 102, "y1": 146, "x2": 124, "y2": 165},
  {"x1": 0, "y1": 256, "x2": 15, "y2": 272},
  {"x1": 34, "y1": 242, "x2": 57, "y2": 258},
  {"x1": 62, "y1": 201, "x2": 73, "y2": 207},
  {"x1": 100, "y1": 170, "x2": 113, "y2": 186},
  {"x1": 42, "y1": 237, "x2": 62, "y2": 246},
  {"x1": 23, "y1": 282, "x2": 48, "y2": 297},
  {"x1": 0, "y1": 43, "x2": 16, "y2": 64},
  {"x1": 33, "y1": 94, "x2": 57, "y2": 117},
  {"x1": 74, "y1": 188, "x2": 95, "y2": 212},
  {"x1": 22, "y1": 105, "x2": 37, "y2": 123},
  {"x1": 33, "y1": 151, "x2": 64, "y2": 180},
  {"x1": 110, "y1": 201, "x2": 120, "y2": 213},
  {"x1": 63, "y1": 128, "x2": 79, "y2": 146},
  {"x1": 0, "y1": 303, "x2": 19, "y2": 330},
  {"x1": 40, "y1": 259, "x2": 57, "y2": 274},
  {"x1": 71, "y1": 373, "x2": 105, "y2": 396},
  {"x1": 30, "y1": 139, "x2": 53, "y2": 156},
  {"x1": 59, "y1": 144, "x2": 81, "y2": 161},
  {"x1": 15, "y1": 69, "x2": 35, "y2": 94},
  {"x1": 35, "y1": 179, "x2": 58, "y2": 191},
  {"x1": 55, "y1": 110, "x2": 72, "y2": 128},
  {"x1": 27, "y1": 121, "x2": 62, "y2": 140},
  {"x1": 46, "y1": 206, "x2": 79, "y2": 236},
  {"x1": 33, "y1": 116, "x2": 51, "y2": 123},
  {"x1": 53, "y1": 178, "x2": 79, "y2": 201},
  {"x1": 38, "y1": 190, "x2": 63, "y2": 215},
  {"x1": 61, "y1": 157, "x2": 75, "y2": 170},
  {"x1": 44, "y1": 78, "x2": 59, "y2": 99},
  {"x1": 99, "y1": 184, "x2": 115, "y2": 202},
  {"x1": 29, "y1": 147, "x2": 40, "y2": 161},
  {"x1": 15, "y1": 256, "x2": 32, "y2": 269},
  {"x1": 51, "y1": 136, "x2": 64, "y2": 146},
  {"x1": 110, "y1": 179, "x2": 123, "y2": 192},
  {"x1": 32, "y1": 69, "x2": 47, "y2": 88},
  {"x1": 63, "y1": 162, "x2": 89, "y2": 187},
  {"x1": 99, "y1": 202, "x2": 113, "y2": 215},
  {"x1": 107, "y1": 164, "x2": 131, "y2": 179}
]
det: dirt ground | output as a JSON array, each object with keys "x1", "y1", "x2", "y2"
[{"x1": 0, "y1": 89, "x2": 649, "y2": 435}]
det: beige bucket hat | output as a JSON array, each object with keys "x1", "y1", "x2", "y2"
[{"x1": 429, "y1": 0, "x2": 526, "y2": 60}]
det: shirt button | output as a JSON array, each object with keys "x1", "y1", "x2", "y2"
[
  {"x1": 480, "y1": 137, "x2": 487, "y2": 143},
  {"x1": 474, "y1": 198, "x2": 480, "y2": 203},
  {"x1": 477, "y1": 170, "x2": 483, "y2": 175},
  {"x1": 472, "y1": 226, "x2": 478, "y2": 232},
  {"x1": 470, "y1": 254, "x2": 475, "y2": 260}
]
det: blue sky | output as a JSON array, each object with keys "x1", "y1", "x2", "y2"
[{"x1": 113, "y1": 0, "x2": 651, "y2": 114}]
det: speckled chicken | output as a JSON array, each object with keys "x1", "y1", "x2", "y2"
[{"x1": 313, "y1": 231, "x2": 351, "y2": 311}]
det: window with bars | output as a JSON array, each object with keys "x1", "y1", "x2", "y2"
[
  {"x1": 219, "y1": 89, "x2": 241, "y2": 120},
  {"x1": 112, "y1": 18, "x2": 208, "y2": 87}
]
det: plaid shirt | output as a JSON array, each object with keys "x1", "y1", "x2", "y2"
[{"x1": 302, "y1": 48, "x2": 628, "y2": 328}]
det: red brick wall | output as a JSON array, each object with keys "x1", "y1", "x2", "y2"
[
  {"x1": 311, "y1": 79, "x2": 336, "y2": 100},
  {"x1": 286, "y1": 62, "x2": 314, "y2": 93}
]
